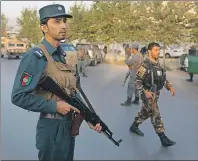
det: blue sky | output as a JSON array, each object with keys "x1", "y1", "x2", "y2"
[{"x1": 1, "y1": 1, "x2": 93, "y2": 26}]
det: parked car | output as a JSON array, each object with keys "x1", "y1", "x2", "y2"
[
  {"x1": 1, "y1": 37, "x2": 28, "y2": 59},
  {"x1": 76, "y1": 43, "x2": 103, "y2": 66},
  {"x1": 60, "y1": 43, "x2": 91, "y2": 67},
  {"x1": 159, "y1": 47, "x2": 186, "y2": 58},
  {"x1": 59, "y1": 43, "x2": 78, "y2": 66}
]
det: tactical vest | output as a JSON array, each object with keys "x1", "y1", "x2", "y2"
[
  {"x1": 35, "y1": 44, "x2": 77, "y2": 102},
  {"x1": 152, "y1": 64, "x2": 166, "y2": 91},
  {"x1": 144, "y1": 60, "x2": 166, "y2": 91}
]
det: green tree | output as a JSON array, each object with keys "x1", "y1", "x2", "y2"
[
  {"x1": 67, "y1": 2, "x2": 89, "y2": 41},
  {"x1": 1, "y1": 13, "x2": 9, "y2": 36},
  {"x1": 1, "y1": 13, "x2": 8, "y2": 36},
  {"x1": 186, "y1": 2, "x2": 198, "y2": 43},
  {"x1": 67, "y1": 1, "x2": 196, "y2": 51},
  {"x1": 144, "y1": 1, "x2": 195, "y2": 67},
  {"x1": 17, "y1": 7, "x2": 42, "y2": 45}
]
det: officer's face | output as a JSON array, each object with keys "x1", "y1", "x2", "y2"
[
  {"x1": 149, "y1": 46, "x2": 160, "y2": 59},
  {"x1": 41, "y1": 17, "x2": 68, "y2": 41}
]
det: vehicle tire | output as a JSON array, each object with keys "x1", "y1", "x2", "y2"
[
  {"x1": 1, "y1": 55, "x2": 4, "y2": 58},
  {"x1": 98, "y1": 57, "x2": 103, "y2": 64},
  {"x1": 92, "y1": 59, "x2": 97, "y2": 66},
  {"x1": 165, "y1": 53, "x2": 171, "y2": 58},
  {"x1": 8, "y1": 55, "x2": 11, "y2": 60}
]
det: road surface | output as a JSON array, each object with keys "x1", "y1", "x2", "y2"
[{"x1": 1, "y1": 58, "x2": 198, "y2": 160}]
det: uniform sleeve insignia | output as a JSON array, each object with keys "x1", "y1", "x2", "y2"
[
  {"x1": 137, "y1": 66, "x2": 146, "y2": 78},
  {"x1": 20, "y1": 72, "x2": 33, "y2": 87}
]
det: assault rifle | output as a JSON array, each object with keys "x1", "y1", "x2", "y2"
[
  {"x1": 122, "y1": 71, "x2": 130, "y2": 87},
  {"x1": 38, "y1": 72, "x2": 122, "y2": 147},
  {"x1": 150, "y1": 84, "x2": 158, "y2": 123}
]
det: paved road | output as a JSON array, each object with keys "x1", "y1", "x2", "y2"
[{"x1": 1, "y1": 58, "x2": 198, "y2": 160}]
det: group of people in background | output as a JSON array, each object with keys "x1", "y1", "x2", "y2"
[{"x1": 121, "y1": 43, "x2": 145, "y2": 106}]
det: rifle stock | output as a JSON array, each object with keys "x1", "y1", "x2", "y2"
[
  {"x1": 123, "y1": 71, "x2": 130, "y2": 86},
  {"x1": 150, "y1": 84, "x2": 158, "y2": 122},
  {"x1": 142, "y1": 84, "x2": 158, "y2": 122},
  {"x1": 38, "y1": 75, "x2": 122, "y2": 147}
]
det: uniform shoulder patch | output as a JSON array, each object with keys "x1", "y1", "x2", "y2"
[
  {"x1": 137, "y1": 65, "x2": 147, "y2": 78},
  {"x1": 32, "y1": 47, "x2": 45, "y2": 58},
  {"x1": 20, "y1": 72, "x2": 33, "y2": 87}
]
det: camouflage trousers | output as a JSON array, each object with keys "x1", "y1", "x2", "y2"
[{"x1": 134, "y1": 94, "x2": 165, "y2": 134}]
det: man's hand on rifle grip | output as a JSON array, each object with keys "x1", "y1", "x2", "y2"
[
  {"x1": 144, "y1": 91, "x2": 154, "y2": 100},
  {"x1": 88, "y1": 122, "x2": 102, "y2": 133},
  {"x1": 56, "y1": 100, "x2": 80, "y2": 115}
]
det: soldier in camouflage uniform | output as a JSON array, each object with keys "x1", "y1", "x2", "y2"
[
  {"x1": 130, "y1": 42, "x2": 176, "y2": 147},
  {"x1": 121, "y1": 43, "x2": 143, "y2": 106}
]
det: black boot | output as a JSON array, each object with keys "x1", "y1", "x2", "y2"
[
  {"x1": 121, "y1": 97, "x2": 132, "y2": 106},
  {"x1": 83, "y1": 73, "x2": 88, "y2": 77},
  {"x1": 129, "y1": 122, "x2": 144, "y2": 136},
  {"x1": 132, "y1": 97, "x2": 139, "y2": 104},
  {"x1": 158, "y1": 132, "x2": 176, "y2": 147},
  {"x1": 186, "y1": 78, "x2": 193, "y2": 82}
]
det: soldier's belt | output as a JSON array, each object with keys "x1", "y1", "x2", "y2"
[{"x1": 40, "y1": 112, "x2": 73, "y2": 121}]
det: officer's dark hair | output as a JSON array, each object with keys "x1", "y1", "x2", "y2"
[
  {"x1": 148, "y1": 42, "x2": 160, "y2": 51},
  {"x1": 40, "y1": 17, "x2": 50, "y2": 35}
]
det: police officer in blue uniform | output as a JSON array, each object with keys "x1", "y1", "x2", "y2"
[{"x1": 11, "y1": 4, "x2": 102, "y2": 161}]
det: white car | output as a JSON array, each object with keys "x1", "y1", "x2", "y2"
[{"x1": 159, "y1": 47, "x2": 186, "y2": 58}]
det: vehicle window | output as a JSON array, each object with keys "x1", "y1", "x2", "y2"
[
  {"x1": 76, "y1": 45, "x2": 82, "y2": 49},
  {"x1": 93, "y1": 45, "x2": 99, "y2": 51},
  {"x1": 61, "y1": 44, "x2": 76, "y2": 51},
  {"x1": 76, "y1": 44, "x2": 91, "y2": 50},
  {"x1": 189, "y1": 48, "x2": 198, "y2": 56},
  {"x1": 68, "y1": 46, "x2": 75, "y2": 51},
  {"x1": 16, "y1": 44, "x2": 24, "y2": 47},
  {"x1": 8, "y1": 43, "x2": 15, "y2": 47}
]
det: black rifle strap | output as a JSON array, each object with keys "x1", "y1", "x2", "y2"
[{"x1": 75, "y1": 64, "x2": 96, "y2": 114}]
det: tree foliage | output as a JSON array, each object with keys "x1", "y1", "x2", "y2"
[
  {"x1": 10, "y1": 1, "x2": 198, "y2": 46},
  {"x1": 1, "y1": 13, "x2": 13, "y2": 36},
  {"x1": 17, "y1": 7, "x2": 42, "y2": 45},
  {"x1": 67, "y1": 1, "x2": 197, "y2": 45}
]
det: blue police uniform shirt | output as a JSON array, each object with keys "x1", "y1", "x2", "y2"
[{"x1": 11, "y1": 38, "x2": 66, "y2": 114}]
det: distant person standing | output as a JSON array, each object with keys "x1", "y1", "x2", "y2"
[
  {"x1": 140, "y1": 46, "x2": 147, "y2": 58},
  {"x1": 125, "y1": 44, "x2": 131, "y2": 59},
  {"x1": 77, "y1": 48, "x2": 88, "y2": 77},
  {"x1": 103, "y1": 45, "x2": 107, "y2": 59},
  {"x1": 121, "y1": 43, "x2": 143, "y2": 106}
]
